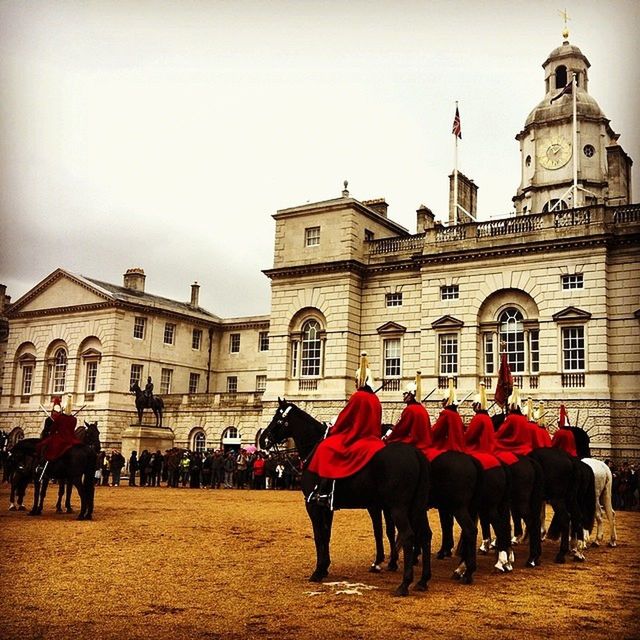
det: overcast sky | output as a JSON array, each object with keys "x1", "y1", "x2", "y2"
[{"x1": 1, "y1": 0, "x2": 638, "y2": 318}]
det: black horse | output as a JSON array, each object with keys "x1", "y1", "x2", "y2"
[
  {"x1": 7, "y1": 438, "x2": 74, "y2": 513},
  {"x1": 130, "y1": 382, "x2": 164, "y2": 427},
  {"x1": 260, "y1": 399, "x2": 432, "y2": 596},
  {"x1": 29, "y1": 422, "x2": 100, "y2": 520},
  {"x1": 528, "y1": 446, "x2": 595, "y2": 563}
]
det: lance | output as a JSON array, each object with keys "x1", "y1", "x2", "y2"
[
  {"x1": 374, "y1": 379, "x2": 396, "y2": 394},
  {"x1": 38, "y1": 404, "x2": 51, "y2": 418},
  {"x1": 421, "y1": 387, "x2": 437, "y2": 403},
  {"x1": 73, "y1": 405, "x2": 87, "y2": 417},
  {"x1": 38, "y1": 461, "x2": 49, "y2": 483},
  {"x1": 457, "y1": 390, "x2": 475, "y2": 406}
]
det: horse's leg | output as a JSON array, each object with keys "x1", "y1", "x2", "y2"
[
  {"x1": 56, "y1": 483, "x2": 64, "y2": 513},
  {"x1": 436, "y1": 508, "x2": 454, "y2": 559},
  {"x1": 29, "y1": 476, "x2": 42, "y2": 515},
  {"x1": 367, "y1": 507, "x2": 385, "y2": 573},
  {"x1": 73, "y1": 476, "x2": 86, "y2": 520},
  {"x1": 602, "y1": 474, "x2": 617, "y2": 547},
  {"x1": 548, "y1": 498, "x2": 570, "y2": 563},
  {"x1": 384, "y1": 508, "x2": 399, "y2": 571},
  {"x1": 453, "y1": 507, "x2": 477, "y2": 584},
  {"x1": 9, "y1": 482, "x2": 17, "y2": 510},
  {"x1": 65, "y1": 480, "x2": 73, "y2": 513},
  {"x1": 479, "y1": 513, "x2": 492, "y2": 554},
  {"x1": 389, "y1": 508, "x2": 414, "y2": 597},
  {"x1": 37, "y1": 478, "x2": 49, "y2": 515},
  {"x1": 414, "y1": 509, "x2": 432, "y2": 592},
  {"x1": 306, "y1": 504, "x2": 332, "y2": 582}
]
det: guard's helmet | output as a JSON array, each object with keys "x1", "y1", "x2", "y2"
[
  {"x1": 355, "y1": 351, "x2": 374, "y2": 389},
  {"x1": 403, "y1": 382, "x2": 417, "y2": 397},
  {"x1": 442, "y1": 377, "x2": 457, "y2": 406},
  {"x1": 472, "y1": 382, "x2": 487, "y2": 410},
  {"x1": 507, "y1": 385, "x2": 522, "y2": 412}
]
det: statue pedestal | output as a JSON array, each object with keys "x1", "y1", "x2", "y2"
[{"x1": 120, "y1": 425, "x2": 175, "y2": 464}]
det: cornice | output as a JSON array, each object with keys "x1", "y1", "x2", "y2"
[
  {"x1": 263, "y1": 259, "x2": 368, "y2": 280},
  {"x1": 9, "y1": 301, "x2": 115, "y2": 319}
]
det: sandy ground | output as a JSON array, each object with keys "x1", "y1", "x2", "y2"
[{"x1": 0, "y1": 483, "x2": 638, "y2": 640}]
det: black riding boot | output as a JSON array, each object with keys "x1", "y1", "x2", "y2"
[{"x1": 308, "y1": 477, "x2": 333, "y2": 508}]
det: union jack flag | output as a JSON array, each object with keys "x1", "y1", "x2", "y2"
[{"x1": 452, "y1": 106, "x2": 462, "y2": 139}]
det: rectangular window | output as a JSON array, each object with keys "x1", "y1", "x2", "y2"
[
  {"x1": 385, "y1": 292, "x2": 403, "y2": 307},
  {"x1": 256, "y1": 375, "x2": 267, "y2": 392},
  {"x1": 133, "y1": 317, "x2": 147, "y2": 340},
  {"x1": 529, "y1": 330, "x2": 540, "y2": 373},
  {"x1": 160, "y1": 368, "x2": 173, "y2": 394},
  {"x1": 561, "y1": 273, "x2": 584, "y2": 290},
  {"x1": 562, "y1": 326, "x2": 585, "y2": 371},
  {"x1": 21, "y1": 365, "x2": 34, "y2": 395},
  {"x1": 230, "y1": 333, "x2": 241, "y2": 353},
  {"x1": 291, "y1": 341, "x2": 299, "y2": 378},
  {"x1": 439, "y1": 334, "x2": 459, "y2": 375},
  {"x1": 192, "y1": 328, "x2": 202, "y2": 350},
  {"x1": 365, "y1": 229, "x2": 375, "y2": 242},
  {"x1": 259, "y1": 331, "x2": 269, "y2": 351},
  {"x1": 383, "y1": 338, "x2": 401, "y2": 378},
  {"x1": 483, "y1": 333, "x2": 495, "y2": 375},
  {"x1": 441, "y1": 285, "x2": 460, "y2": 300},
  {"x1": 130, "y1": 364, "x2": 144, "y2": 388},
  {"x1": 189, "y1": 372, "x2": 200, "y2": 394},
  {"x1": 85, "y1": 361, "x2": 98, "y2": 393},
  {"x1": 226, "y1": 376, "x2": 238, "y2": 393},
  {"x1": 164, "y1": 323, "x2": 176, "y2": 345},
  {"x1": 305, "y1": 226, "x2": 320, "y2": 247}
]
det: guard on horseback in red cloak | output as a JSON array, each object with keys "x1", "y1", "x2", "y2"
[
  {"x1": 383, "y1": 372, "x2": 432, "y2": 457},
  {"x1": 463, "y1": 382, "x2": 502, "y2": 471},
  {"x1": 551, "y1": 404, "x2": 579, "y2": 456},
  {"x1": 526, "y1": 398, "x2": 552, "y2": 448},
  {"x1": 36, "y1": 394, "x2": 81, "y2": 463},
  {"x1": 494, "y1": 386, "x2": 533, "y2": 456},
  {"x1": 307, "y1": 352, "x2": 384, "y2": 508},
  {"x1": 425, "y1": 378, "x2": 466, "y2": 461}
]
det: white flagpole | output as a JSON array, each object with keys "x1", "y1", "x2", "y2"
[
  {"x1": 453, "y1": 101, "x2": 458, "y2": 225},
  {"x1": 572, "y1": 73, "x2": 579, "y2": 207}
]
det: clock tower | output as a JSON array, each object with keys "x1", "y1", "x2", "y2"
[{"x1": 513, "y1": 37, "x2": 633, "y2": 215}]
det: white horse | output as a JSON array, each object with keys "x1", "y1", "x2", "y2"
[{"x1": 580, "y1": 458, "x2": 617, "y2": 548}]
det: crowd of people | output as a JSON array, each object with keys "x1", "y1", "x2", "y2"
[{"x1": 94, "y1": 448, "x2": 302, "y2": 491}]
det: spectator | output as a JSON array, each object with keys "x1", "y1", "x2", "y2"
[
  {"x1": 223, "y1": 452, "x2": 235, "y2": 488},
  {"x1": 138, "y1": 450, "x2": 151, "y2": 486},
  {"x1": 110, "y1": 450, "x2": 125, "y2": 486},
  {"x1": 189, "y1": 452, "x2": 202, "y2": 488},
  {"x1": 202, "y1": 451, "x2": 213, "y2": 488},
  {"x1": 253, "y1": 454, "x2": 265, "y2": 489},
  {"x1": 128, "y1": 451, "x2": 138, "y2": 486},
  {"x1": 179, "y1": 452, "x2": 191, "y2": 487},
  {"x1": 211, "y1": 450, "x2": 224, "y2": 489},
  {"x1": 101, "y1": 452, "x2": 111, "y2": 486}
]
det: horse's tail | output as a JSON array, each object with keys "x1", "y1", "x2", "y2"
[{"x1": 580, "y1": 462, "x2": 596, "y2": 534}]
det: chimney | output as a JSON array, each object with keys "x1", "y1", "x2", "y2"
[
  {"x1": 362, "y1": 198, "x2": 389, "y2": 218},
  {"x1": 416, "y1": 205, "x2": 435, "y2": 232},
  {"x1": 448, "y1": 172, "x2": 478, "y2": 224},
  {"x1": 190, "y1": 282, "x2": 200, "y2": 307},
  {"x1": 123, "y1": 268, "x2": 146, "y2": 292}
]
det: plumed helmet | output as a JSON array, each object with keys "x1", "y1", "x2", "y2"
[
  {"x1": 415, "y1": 370, "x2": 422, "y2": 402},
  {"x1": 526, "y1": 397, "x2": 534, "y2": 421},
  {"x1": 63, "y1": 393, "x2": 73, "y2": 415},
  {"x1": 355, "y1": 351, "x2": 374, "y2": 389},
  {"x1": 536, "y1": 401, "x2": 546, "y2": 427},
  {"x1": 442, "y1": 377, "x2": 457, "y2": 406},
  {"x1": 403, "y1": 382, "x2": 417, "y2": 397},
  {"x1": 473, "y1": 382, "x2": 487, "y2": 410},
  {"x1": 51, "y1": 395, "x2": 63, "y2": 413},
  {"x1": 507, "y1": 385, "x2": 522, "y2": 412}
]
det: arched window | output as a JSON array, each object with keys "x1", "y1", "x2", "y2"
[
  {"x1": 52, "y1": 348, "x2": 67, "y2": 393},
  {"x1": 555, "y1": 65, "x2": 567, "y2": 89},
  {"x1": 301, "y1": 320, "x2": 321, "y2": 377},
  {"x1": 192, "y1": 431, "x2": 206, "y2": 453},
  {"x1": 499, "y1": 308, "x2": 525, "y2": 373}
]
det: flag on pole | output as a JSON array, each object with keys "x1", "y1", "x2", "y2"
[
  {"x1": 550, "y1": 79, "x2": 573, "y2": 103},
  {"x1": 494, "y1": 352, "x2": 513, "y2": 408},
  {"x1": 452, "y1": 106, "x2": 462, "y2": 139}
]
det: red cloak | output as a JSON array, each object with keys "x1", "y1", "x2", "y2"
[
  {"x1": 384, "y1": 401, "x2": 432, "y2": 457},
  {"x1": 464, "y1": 411, "x2": 501, "y2": 470},
  {"x1": 551, "y1": 428, "x2": 577, "y2": 457},
  {"x1": 494, "y1": 412, "x2": 532, "y2": 456},
  {"x1": 430, "y1": 408, "x2": 466, "y2": 452},
  {"x1": 39, "y1": 412, "x2": 81, "y2": 462},
  {"x1": 307, "y1": 390, "x2": 384, "y2": 479},
  {"x1": 528, "y1": 421, "x2": 552, "y2": 448}
]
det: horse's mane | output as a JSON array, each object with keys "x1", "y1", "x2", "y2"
[{"x1": 286, "y1": 402, "x2": 325, "y2": 433}]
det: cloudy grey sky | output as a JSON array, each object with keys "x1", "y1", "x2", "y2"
[{"x1": 1, "y1": 0, "x2": 638, "y2": 317}]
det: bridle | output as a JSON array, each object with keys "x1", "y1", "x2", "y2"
[{"x1": 265, "y1": 405, "x2": 302, "y2": 476}]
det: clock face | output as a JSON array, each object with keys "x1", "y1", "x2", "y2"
[{"x1": 538, "y1": 136, "x2": 572, "y2": 170}]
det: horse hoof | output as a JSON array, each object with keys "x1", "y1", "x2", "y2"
[
  {"x1": 451, "y1": 571, "x2": 462, "y2": 581},
  {"x1": 393, "y1": 585, "x2": 409, "y2": 597},
  {"x1": 526, "y1": 560, "x2": 536, "y2": 568},
  {"x1": 56, "y1": 508, "x2": 63, "y2": 514},
  {"x1": 9, "y1": 505, "x2": 16, "y2": 511},
  {"x1": 369, "y1": 564, "x2": 382, "y2": 573},
  {"x1": 19, "y1": 505, "x2": 26, "y2": 511},
  {"x1": 414, "y1": 581, "x2": 428, "y2": 592},
  {"x1": 308, "y1": 571, "x2": 326, "y2": 583},
  {"x1": 387, "y1": 562, "x2": 398, "y2": 572},
  {"x1": 461, "y1": 573, "x2": 473, "y2": 585},
  {"x1": 436, "y1": 550, "x2": 452, "y2": 560},
  {"x1": 608, "y1": 541, "x2": 617, "y2": 548},
  {"x1": 554, "y1": 555, "x2": 566, "y2": 564}
]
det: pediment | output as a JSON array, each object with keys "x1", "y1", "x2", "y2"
[
  {"x1": 376, "y1": 321, "x2": 407, "y2": 334},
  {"x1": 431, "y1": 315, "x2": 464, "y2": 330},
  {"x1": 9, "y1": 269, "x2": 113, "y2": 314},
  {"x1": 552, "y1": 306, "x2": 592, "y2": 322},
  {"x1": 80, "y1": 348, "x2": 103, "y2": 359}
]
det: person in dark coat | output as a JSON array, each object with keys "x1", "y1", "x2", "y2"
[
  {"x1": 128, "y1": 451, "x2": 138, "y2": 486},
  {"x1": 110, "y1": 450, "x2": 125, "y2": 486}
]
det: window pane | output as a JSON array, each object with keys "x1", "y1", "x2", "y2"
[
  {"x1": 53, "y1": 348, "x2": 67, "y2": 393},
  {"x1": 193, "y1": 432, "x2": 206, "y2": 453},
  {"x1": 562, "y1": 326, "x2": 585, "y2": 371},
  {"x1": 256, "y1": 375, "x2": 267, "y2": 392},
  {"x1": 291, "y1": 341, "x2": 298, "y2": 378},
  {"x1": 160, "y1": 368, "x2": 173, "y2": 394},
  {"x1": 164, "y1": 323, "x2": 175, "y2": 345},
  {"x1": 130, "y1": 364, "x2": 143, "y2": 388},
  {"x1": 483, "y1": 333, "x2": 495, "y2": 375},
  {"x1": 439, "y1": 334, "x2": 458, "y2": 375},
  {"x1": 441, "y1": 285, "x2": 459, "y2": 300},
  {"x1": 22, "y1": 366, "x2": 33, "y2": 395},
  {"x1": 227, "y1": 376, "x2": 238, "y2": 393},
  {"x1": 86, "y1": 361, "x2": 98, "y2": 393},
  {"x1": 499, "y1": 308, "x2": 525, "y2": 373},
  {"x1": 385, "y1": 292, "x2": 403, "y2": 307},
  {"x1": 189, "y1": 372, "x2": 200, "y2": 394},
  {"x1": 305, "y1": 226, "x2": 320, "y2": 246},
  {"x1": 383, "y1": 338, "x2": 401, "y2": 377},
  {"x1": 192, "y1": 329, "x2": 202, "y2": 350},
  {"x1": 301, "y1": 320, "x2": 321, "y2": 377},
  {"x1": 230, "y1": 334, "x2": 241, "y2": 353},
  {"x1": 133, "y1": 317, "x2": 146, "y2": 339},
  {"x1": 259, "y1": 332, "x2": 269, "y2": 351},
  {"x1": 530, "y1": 330, "x2": 540, "y2": 373}
]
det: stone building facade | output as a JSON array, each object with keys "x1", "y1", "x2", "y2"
[{"x1": 1, "y1": 37, "x2": 639, "y2": 460}]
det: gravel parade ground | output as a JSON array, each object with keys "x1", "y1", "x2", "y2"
[{"x1": 1, "y1": 484, "x2": 638, "y2": 640}]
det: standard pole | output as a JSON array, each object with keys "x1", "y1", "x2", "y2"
[
  {"x1": 453, "y1": 101, "x2": 459, "y2": 225},
  {"x1": 572, "y1": 73, "x2": 579, "y2": 207}
]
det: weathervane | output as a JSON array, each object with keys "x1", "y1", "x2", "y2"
[{"x1": 558, "y1": 8, "x2": 570, "y2": 41}]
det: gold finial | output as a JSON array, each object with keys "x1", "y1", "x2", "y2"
[{"x1": 559, "y1": 8, "x2": 570, "y2": 41}]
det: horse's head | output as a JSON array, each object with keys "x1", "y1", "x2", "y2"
[
  {"x1": 130, "y1": 382, "x2": 140, "y2": 394},
  {"x1": 260, "y1": 398, "x2": 295, "y2": 450},
  {"x1": 84, "y1": 421, "x2": 101, "y2": 452}
]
